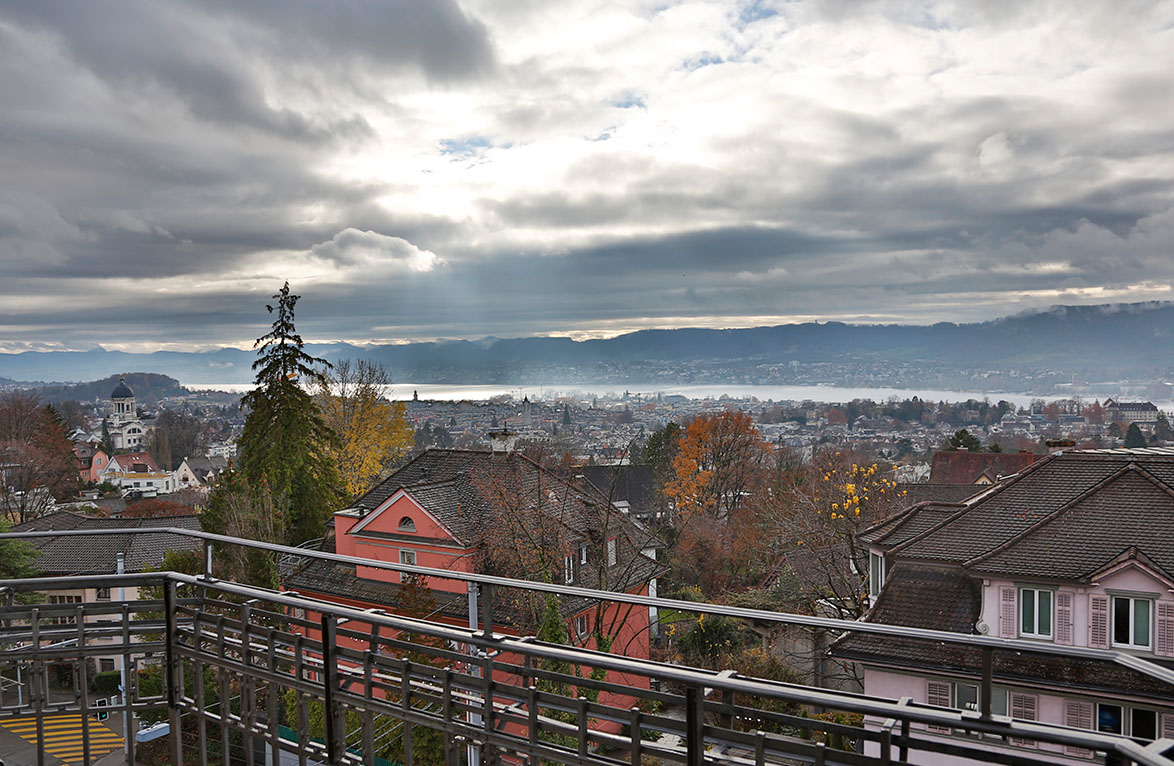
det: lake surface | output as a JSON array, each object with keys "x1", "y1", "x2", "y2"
[{"x1": 183, "y1": 381, "x2": 1074, "y2": 408}]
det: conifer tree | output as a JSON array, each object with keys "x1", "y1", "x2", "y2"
[{"x1": 237, "y1": 282, "x2": 343, "y2": 545}]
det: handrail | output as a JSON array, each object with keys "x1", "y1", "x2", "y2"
[
  {"x1": 4, "y1": 525, "x2": 1174, "y2": 689},
  {"x1": 2, "y1": 570, "x2": 1171, "y2": 765}
]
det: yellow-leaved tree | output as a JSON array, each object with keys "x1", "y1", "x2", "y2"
[{"x1": 316, "y1": 360, "x2": 413, "y2": 497}]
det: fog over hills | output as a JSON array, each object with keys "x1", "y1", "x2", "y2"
[{"x1": 2, "y1": 302, "x2": 1172, "y2": 392}]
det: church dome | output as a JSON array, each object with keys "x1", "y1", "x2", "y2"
[{"x1": 111, "y1": 377, "x2": 135, "y2": 399}]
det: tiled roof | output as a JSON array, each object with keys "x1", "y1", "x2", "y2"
[
  {"x1": 965, "y1": 466, "x2": 1174, "y2": 581},
  {"x1": 895, "y1": 451, "x2": 1174, "y2": 564},
  {"x1": 13, "y1": 511, "x2": 202, "y2": 575},
  {"x1": 858, "y1": 503, "x2": 966, "y2": 548},
  {"x1": 353, "y1": 449, "x2": 658, "y2": 553},
  {"x1": 928, "y1": 451, "x2": 1040, "y2": 485}
]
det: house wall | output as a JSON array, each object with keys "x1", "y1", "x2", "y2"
[
  {"x1": 861, "y1": 666, "x2": 1174, "y2": 766},
  {"x1": 337, "y1": 497, "x2": 476, "y2": 593},
  {"x1": 979, "y1": 566, "x2": 1174, "y2": 656}
]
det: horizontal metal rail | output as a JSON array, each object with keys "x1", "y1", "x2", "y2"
[
  {"x1": 2, "y1": 571, "x2": 1172, "y2": 766},
  {"x1": 4, "y1": 525, "x2": 1173, "y2": 689}
]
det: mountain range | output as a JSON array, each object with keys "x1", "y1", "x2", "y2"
[{"x1": 2, "y1": 302, "x2": 1172, "y2": 392}]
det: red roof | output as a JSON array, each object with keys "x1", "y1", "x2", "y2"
[{"x1": 928, "y1": 450, "x2": 1039, "y2": 485}]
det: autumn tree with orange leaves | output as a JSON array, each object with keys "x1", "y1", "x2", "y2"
[{"x1": 662, "y1": 411, "x2": 773, "y2": 594}]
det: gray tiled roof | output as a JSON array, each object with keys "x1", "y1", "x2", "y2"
[
  {"x1": 13, "y1": 511, "x2": 202, "y2": 575},
  {"x1": 965, "y1": 466, "x2": 1174, "y2": 580},
  {"x1": 895, "y1": 451, "x2": 1174, "y2": 564},
  {"x1": 858, "y1": 503, "x2": 966, "y2": 548}
]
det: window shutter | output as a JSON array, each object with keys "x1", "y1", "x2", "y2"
[
  {"x1": 1156, "y1": 600, "x2": 1174, "y2": 657},
  {"x1": 1161, "y1": 713, "x2": 1174, "y2": 740},
  {"x1": 926, "y1": 681, "x2": 952, "y2": 733},
  {"x1": 1062, "y1": 700, "x2": 1093, "y2": 757},
  {"x1": 1000, "y1": 586, "x2": 1018, "y2": 638},
  {"x1": 1089, "y1": 595, "x2": 1109, "y2": 649},
  {"x1": 1009, "y1": 692, "x2": 1038, "y2": 748},
  {"x1": 1055, "y1": 591, "x2": 1074, "y2": 645}
]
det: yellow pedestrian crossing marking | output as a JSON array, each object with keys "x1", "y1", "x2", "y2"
[{"x1": 1, "y1": 713, "x2": 124, "y2": 765}]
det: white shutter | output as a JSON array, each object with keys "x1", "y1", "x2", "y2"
[
  {"x1": 1055, "y1": 591, "x2": 1074, "y2": 645},
  {"x1": 1089, "y1": 595, "x2": 1109, "y2": 649},
  {"x1": 1062, "y1": 700, "x2": 1093, "y2": 757},
  {"x1": 1009, "y1": 692, "x2": 1038, "y2": 748},
  {"x1": 926, "y1": 681, "x2": 952, "y2": 733},
  {"x1": 1156, "y1": 600, "x2": 1174, "y2": 657},
  {"x1": 1000, "y1": 586, "x2": 1017, "y2": 638}
]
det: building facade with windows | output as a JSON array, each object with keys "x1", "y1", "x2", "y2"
[
  {"x1": 283, "y1": 449, "x2": 664, "y2": 732},
  {"x1": 838, "y1": 448, "x2": 1174, "y2": 764}
]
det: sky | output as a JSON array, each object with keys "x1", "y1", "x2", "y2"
[{"x1": 0, "y1": 0, "x2": 1172, "y2": 354}]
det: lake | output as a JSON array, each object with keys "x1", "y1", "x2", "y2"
[{"x1": 183, "y1": 381, "x2": 1076, "y2": 408}]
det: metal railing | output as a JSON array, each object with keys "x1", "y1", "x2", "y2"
[{"x1": 1, "y1": 528, "x2": 1173, "y2": 766}]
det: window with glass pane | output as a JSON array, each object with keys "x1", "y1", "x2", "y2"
[
  {"x1": 869, "y1": 552, "x2": 885, "y2": 597},
  {"x1": 1098, "y1": 704, "x2": 1123, "y2": 734},
  {"x1": 1132, "y1": 709, "x2": 1157, "y2": 740},
  {"x1": 1112, "y1": 596, "x2": 1152, "y2": 648},
  {"x1": 955, "y1": 683, "x2": 979, "y2": 712},
  {"x1": 1019, "y1": 588, "x2": 1052, "y2": 638}
]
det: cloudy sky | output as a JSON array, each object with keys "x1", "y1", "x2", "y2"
[{"x1": 1, "y1": 1, "x2": 1172, "y2": 353}]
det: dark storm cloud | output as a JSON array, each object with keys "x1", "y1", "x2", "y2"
[{"x1": 0, "y1": 0, "x2": 1171, "y2": 351}]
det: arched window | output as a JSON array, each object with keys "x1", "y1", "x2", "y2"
[{"x1": 398, "y1": 516, "x2": 416, "y2": 532}]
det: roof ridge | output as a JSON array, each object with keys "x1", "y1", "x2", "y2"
[{"x1": 962, "y1": 462, "x2": 1153, "y2": 569}]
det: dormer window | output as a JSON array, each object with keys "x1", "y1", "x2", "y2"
[
  {"x1": 398, "y1": 516, "x2": 416, "y2": 532},
  {"x1": 1019, "y1": 588, "x2": 1053, "y2": 639},
  {"x1": 1112, "y1": 596, "x2": 1151, "y2": 649}
]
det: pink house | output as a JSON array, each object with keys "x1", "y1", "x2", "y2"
[
  {"x1": 836, "y1": 449, "x2": 1174, "y2": 763},
  {"x1": 284, "y1": 449, "x2": 664, "y2": 733}
]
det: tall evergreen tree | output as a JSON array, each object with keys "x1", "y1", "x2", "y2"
[{"x1": 236, "y1": 283, "x2": 343, "y2": 545}]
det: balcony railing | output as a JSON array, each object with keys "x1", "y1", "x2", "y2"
[{"x1": 1, "y1": 528, "x2": 1173, "y2": 766}]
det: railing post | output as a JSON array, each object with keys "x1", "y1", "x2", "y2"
[
  {"x1": 685, "y1": 684, "x2": 705, "y2": 766},
  {"x1": 203, "y1": 540, "x2": 214, "y2": 578},
  {"x1": 164, "y1": 579, "x2": 183, "y2": 765},
  {"x1": 980, "y1": 647, "x2": 993, "y2": 720},
  {"x1": 321, "y1": 613, "x2": 342, "y2": 764},
  {"x1": 479, "y1": 583, "x2": 494, "y2": 638}
]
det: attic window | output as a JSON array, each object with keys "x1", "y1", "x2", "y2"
[{"x1": 398, "y1": 516, "x2": 416, "y2": 532}]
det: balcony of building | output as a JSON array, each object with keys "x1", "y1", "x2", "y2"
[{"x1": 1, "y1": 528, "x2": 1173, "y2": 766}]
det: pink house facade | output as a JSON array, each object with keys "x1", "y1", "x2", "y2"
[
  {"x1": 284, "y1": 449, "x2": 664, "y2": 733},
  {"x1": 836, "y1": 449, "x2": 1174, "y2": 764}
]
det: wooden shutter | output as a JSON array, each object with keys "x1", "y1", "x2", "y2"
[
  {"x1": 1009, "y1": 692, "x2": 1038, "y2": 748},
  {"x1": 1000, "y1": 586, "x2": 1017, "y2": 638},
  {"x1": 1062, "y1": 700, "x2": 1093, "y2": 757},
  {"x1": 926, "y1": 681, "x2": 952, "y2": 733},
  {"x1": 1089, "y1": 595, "x2": 1109, "y2": 649},
  {"x1": 1055, "y1": 591, "x2": 1074, "y2": 645},
  {"x1": 1161, "y1": 713, "x2": 1174, "y2": 740},
  {"x1": 1156, "y1": 600, "x2": 1174, "y2": 657}
]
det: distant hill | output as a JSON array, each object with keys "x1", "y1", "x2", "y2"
[
  {"x1": 1, "y1": 302, "x2": 1172, "y2": 391},
  {"x1": 29, "y1": 373, "x2": 189, "y2": 406}
]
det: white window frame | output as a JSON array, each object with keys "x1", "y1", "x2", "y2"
[
  {"x1": 399, "y1": 549, "x2": 417, "y2": 567},
  {"x1": 607, "y1": 538, "x2": 617, "y2": 567},
  {"x1": 868, "y1": 551, "x2": 886, "y2": 598},
  {"x1": 1019, "y1": 587, "x2": 1053, "y2": 639},
  {"x1": 1111, "y1": 595, "x2": 1152, "y2": 649},
  {"x1": 564, "y1": 553, "x2": 574, "y2": 584},
  {"x1": 574, "y1": 613, "x2": 590, "y2": 639},
  {"x1": 579, "y1": 543, "x2": 589, "y2": 565}
]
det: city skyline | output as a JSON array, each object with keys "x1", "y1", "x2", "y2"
[{"x1": 1, "y1": 1, "x2": 1171, "y2": 353}]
